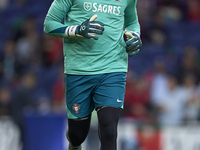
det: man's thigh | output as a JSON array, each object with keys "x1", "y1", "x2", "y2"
[
  {"x1": 65, "y1": 74, "x2": 98, "y2": 119},
  {"x1": 93, "y1": 72, "x2": 127, "y2": 109}
]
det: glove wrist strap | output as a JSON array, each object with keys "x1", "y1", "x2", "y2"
[
  {"x1": 65, "y1": 25, "x2": 78, "y2": 37},
  {"x1": 130, "y1": 31, "x2": 140, "y2": 37},
  {"x1": 125, "y1": 30, "x2": 140, "y2": 37}
]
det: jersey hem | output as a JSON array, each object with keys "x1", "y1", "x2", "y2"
[{"x1": 64, "y1": 68, "x2": 128, "y2": 75}]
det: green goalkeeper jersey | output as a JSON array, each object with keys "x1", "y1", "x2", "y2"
[{"x1": 44, "y1": 0, "x2": 140, "y2": 75}]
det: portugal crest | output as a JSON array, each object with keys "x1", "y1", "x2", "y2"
[
  {"x1": 73, "y1": 104, "x2": 80, "y2": 114},
  {"x1": 84, "y1": 2, "x2": 92, "y2": 11}
]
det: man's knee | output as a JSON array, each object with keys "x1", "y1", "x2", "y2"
[
  {"x1": 67, "y1": 115, "x2": 91, "y2": 146},
  {"x1": 67, "y1": 129, "x2": 85, "y2": 146},
  {"x1": 100, "y1": 123, "x2": 117, "y2": 141},
  {"x1": 97, "y1": 107, "x2": 121, "y2": 140}
]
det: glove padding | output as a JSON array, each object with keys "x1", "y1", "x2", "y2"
[
  {"x1": 65, "y1": 15, "x2": 104, "y2": 40},
  {"x1": 124, "y1": 31, "x2": 142, "y2": 56}
]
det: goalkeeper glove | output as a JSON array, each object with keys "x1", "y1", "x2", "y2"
[
  {"x1": 65, "y1": 14, "x2": 104, "y2": 40},
  {"x1": 124, "y1": 31, "x2": 142, "y2": 56}
]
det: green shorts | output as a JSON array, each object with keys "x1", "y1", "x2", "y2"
[{"x1": 65, "y1": 72, "x2": 126, "y2": 119}]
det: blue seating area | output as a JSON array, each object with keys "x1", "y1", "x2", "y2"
[
  {"x1": 0, "y1": 0, "x2": 53, "y2": 42},
  {"x1": 129, "y1": 21, "x2": 200, "y2": 74}
]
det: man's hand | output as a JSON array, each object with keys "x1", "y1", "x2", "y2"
[
  {"x1": 124, "y1": 31, "x2": 142, "y2": 56},
  {"x1": 65, "y1": 15, "x2": 104, "y2": 40}
]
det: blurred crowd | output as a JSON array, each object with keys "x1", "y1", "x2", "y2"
[
  {"x1": 123, "y1": 0, "x2": 200, "y2": 126},
  {"x1": 0, "y1": 0, "x2": 200, "y2": 149}
]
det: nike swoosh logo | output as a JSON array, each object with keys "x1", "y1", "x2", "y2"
[{"x1": 117, "y1": 99, "x2": 123, "y2": 102}]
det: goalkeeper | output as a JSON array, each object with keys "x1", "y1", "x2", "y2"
[{"x1": 44, "y1": 0, "x2": 142, "y2": 149}]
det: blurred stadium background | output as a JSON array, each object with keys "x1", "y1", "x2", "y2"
[{"x1": 0, "y1": 0, "x2": 200, "y2": 150}]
